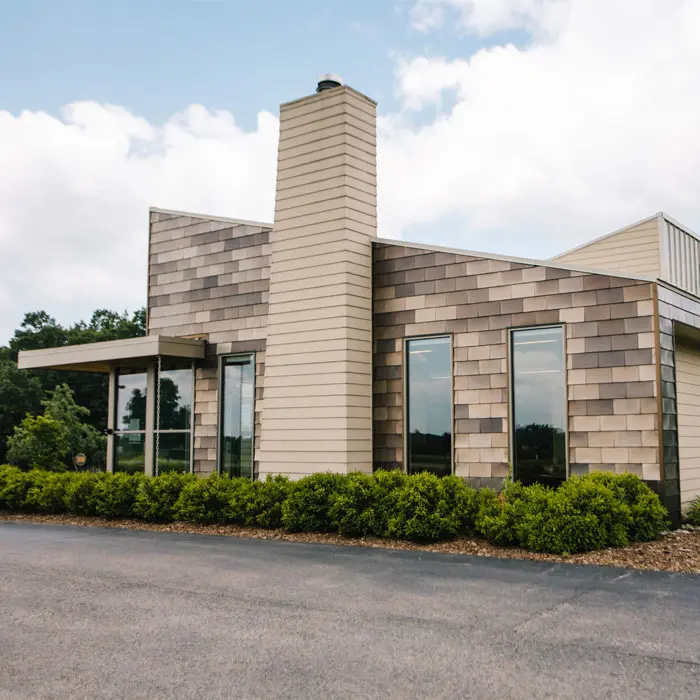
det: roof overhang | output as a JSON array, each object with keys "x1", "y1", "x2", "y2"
[{"x1": 17, "y1": 335, "x2": 206, "y2": 373}]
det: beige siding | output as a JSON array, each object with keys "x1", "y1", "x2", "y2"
[
  {"x1": 676, "y1": 343, "x2": 700, "y2": 506},
  {"x1": 257, "y1": 85, "x2": 376, "y2": 478},
  {"x1": 147, "y1": 210, "x2": 271, "y2": 474},
  {"x1": 553, "y1": 219, "x2": 661, "y2": 277}
]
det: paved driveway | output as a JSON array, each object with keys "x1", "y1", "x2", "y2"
[{"x1": 1, "y1": 522, "x2": 699, "y2": 699}]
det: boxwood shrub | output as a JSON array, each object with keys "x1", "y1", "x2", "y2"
[{"x1": 0, "y1": 464, "x2": 670, "y2": 554}]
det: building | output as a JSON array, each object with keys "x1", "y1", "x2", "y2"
[{"x1": 18, "y1": 77, "x2": 700, "y2": 524}]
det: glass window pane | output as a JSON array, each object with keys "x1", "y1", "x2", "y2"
[
  {"x1": 221, "y1": 357, "x2": 254, "y2": 479},
  {"x1": 116, "y1": 370, "x2": 147, "y2": 431},
  {"x1": 158, "y1": 363, "x2": 193, "y2": 430},
  {"x1": 406, "y1": 337, "x2": 452, "y2": 477},
  {"x1": 156, "y1": 432, "x2": 191, "y2": 475},
  {"x1": 511, "y1": 326, "x2": 567, "y2": 487},
  {"x1": 114, "y1": 433, "x2": 146, "y2": 474}
]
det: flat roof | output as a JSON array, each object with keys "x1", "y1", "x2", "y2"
[{"x1": 17, "y1": 335, "x2": 206, "y2": 373}]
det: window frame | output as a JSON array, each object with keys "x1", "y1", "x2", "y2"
[
  {"x1": 507, "y1": 324, "x2": 569, "y2": 484},
  {"x1": 154, "y1": 359, "x2": 195, "y2": 476},
  {"x1": 217, "y1": 352, "x2": 256, "y2": 479},
  {"x1": 402, "y1": 334, "x2": 454, "y2": 477},
  {"x1": 112, "y1": 367, "x2": 150, "y2": 474}
]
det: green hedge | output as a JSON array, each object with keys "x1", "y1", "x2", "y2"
[
  {"x1": 686, "y1": 497, "x2": 700, "y2": 527},
  {"x1": 0, "y1": 465, "x2": 670, "y2": 554}
]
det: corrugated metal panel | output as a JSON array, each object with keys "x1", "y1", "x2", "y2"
[{"x1": 662, "y1": 220, "x2": 700, "y2": 297}]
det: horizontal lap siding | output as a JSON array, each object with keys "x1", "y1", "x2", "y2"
[
  {"x1": 373, "y1": 242, "x2": 659, "y2": 483},
  {"x1": 148, "y1": 211, "x2": 272, "y2": 475},
  {"x1": 257, "y1": 86, "x2": 376, "y2": 478},
  {"x1": 553, "y1": 220, "x2": 661, "y2": 278},
  {"x1": 676, "y1": 344, "x2": 700, "y2": 505}
]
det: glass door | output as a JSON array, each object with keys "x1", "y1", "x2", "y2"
[
  {"x1": 219, "y1": 355, "x2": 255, "y2": 478},
  {"x1": 114, "y1": 369, "x2": 148, "y2": 474}
]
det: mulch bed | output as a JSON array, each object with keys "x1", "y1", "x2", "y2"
[{"x1": 2, "y1": 512, "x2": 699, "y2": 574}]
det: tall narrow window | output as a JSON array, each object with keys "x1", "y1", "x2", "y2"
[
  {"x1": 114, "y1": 369, "x2": 148, "y2": 474},
  {"x1": 406, "y1": 336, "x2": 452, "y2": 477},
  {"x1": 220, "y1": 355, "x2": 255, "y2": 479},
  {"x1": 155, "y1": 360, "x2": 194, "y2": 474},
  {"x1": 511, "y1": 326, "x2": 567, "y2": 486}
]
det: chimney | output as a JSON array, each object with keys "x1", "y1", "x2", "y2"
[{"x1": 258, "y1": 76, "x2": 377, "y2": 477}]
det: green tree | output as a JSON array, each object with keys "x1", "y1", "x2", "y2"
[
  {"x1": 0, "y1": 355, "x2": 44, "y2": 463},
  {"x1": 6, "y1": 308, "x2": 146, "y2": 431},
  {"x1": 6, "y1": 415, "x2": 70, "y2": 470},
  {"x1": 43, "y1": 384, "x2": 107, "y2": 470}
]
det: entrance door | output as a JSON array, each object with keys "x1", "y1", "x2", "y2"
[{"x1": 220, "y1": 355, "x2": 255, "y2": 478}]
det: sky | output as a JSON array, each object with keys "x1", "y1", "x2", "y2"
[{"x1": 1, "y1": 0, "x2": 700, "y2": 343}]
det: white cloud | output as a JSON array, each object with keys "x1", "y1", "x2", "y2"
[
  {"x1": 380, "y1": 0, "x2": 700, "y2": 256},
  {"x1": 0, "y1": 103, "x2": 278, "y2": 342},
  {"x1": 2, "y1": 0, "x2": 700, "y2": 342}
]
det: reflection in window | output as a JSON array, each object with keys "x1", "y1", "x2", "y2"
[
  {"x1": 155, "y1": 360, "x2": 193, "y2": 475},
  {"x1": 116, "y1": 370, "x2": 147, "y2": 431},
  {"x1": 114, "y1": 433, "x2": 146, "y2": 474},
  {"x1": 155, "y1": 432, "x2": 191, "y2": 474},
  {"x1": 220, "y1": 355, "x2": 255, "y2": 479},
  {"x1": 158, "y1": 363, "x2": 193, "y2": 431},
  {"x1": 406, "y1": 336, "x2": 452, "y2": 477},
  {"x1": 511, "y1": 326, "x2": 567, "y2": 487}
]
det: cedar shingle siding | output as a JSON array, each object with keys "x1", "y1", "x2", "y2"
[
  {"x1": 372, "y1": 242, "x2": 660, "y2": 486},
  {"x1": 147, "y1": 210, "x2": 271, "y2": 475}
]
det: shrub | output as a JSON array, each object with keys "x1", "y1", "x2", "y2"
[
  {"x1": 134, "y1": 472, "x2": 196, "y2": 522},
  {"x1": 0, "y1": 465, "x2": 31, "y2": 510},
  {"x1": 173, "y1": 474, "x2": 253, "y2": 525},
  {"x1": 64, "y1": 472, "x2": 104, "y2": 516},
  {"x1": 92, "y1": 472, "x2": 145, "y2": 518},
  {"x1": 24, "y1": 471, "x2": 72, "y2": 514},
  {"x1": 247, "y1": 475, "x2": 291, "y2": 529},
  {"x1": 281, "y1": 472, "x2": 347, "y2": 532},
  {"x1": 686, "y1": 498, "x2": 700, "y2": 527},
  {"x1": 555, "y1": 477, "x2": 632, "y2": 549},
  {"x1": 385, "y1": 471, "x2": 476, "y2": 542},
  {"x1": 585, "y1": 472, "x2": 669, "y2": 541},
  {"x1": 328, "y1": 472, "x2": 380, "y2": 537}
]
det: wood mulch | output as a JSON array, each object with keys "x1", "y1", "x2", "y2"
[{"x1": 2, "y1": 512, "x2": 699, "y2": 574}]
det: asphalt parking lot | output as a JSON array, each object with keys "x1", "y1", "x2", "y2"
[{"x1": 1, "y1": 522, "x2": 699, "y2": 699}]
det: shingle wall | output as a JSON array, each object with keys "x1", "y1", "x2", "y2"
[
  {"x1": 372, "y1": 242, "x2": 660, "y2": 485},
  {"x1": 657, "y1": 284, "x2": 700, "y2": 521},
  {"x1": 147, "y1": 210, "x2": 271, "y2": 474}
]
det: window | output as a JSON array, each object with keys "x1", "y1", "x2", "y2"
[
  {"x1": 114, "y1": 369, "x2": 148, "y2": 473},
  {"x1": 155, "y1": 360, "x2": 194, "y2": 474},
  {"x1": 220, "y1": 355, "x2": 255, "y2": 478},
  {"x1": 510, "y1": 326, "x2": 567, "y2": 486},
  {"x1": 405, "y1": 336, "x2": 452, "y2": 477}
]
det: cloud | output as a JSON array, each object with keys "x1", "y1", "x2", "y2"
[
  {"x1": 2, "y1": 0, "x2": 700, "y2": 342},
  {"x1": 379, "y1": 0, "x2": 700, "y2": 256},
  {"x1": 0, "y1": 103, "x2": 278, "y2": 342}
]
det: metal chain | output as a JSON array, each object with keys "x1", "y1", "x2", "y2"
[{"x1": 155, "y1": 355, "x2": 162, "y2": 476}]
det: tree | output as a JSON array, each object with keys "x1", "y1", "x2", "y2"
[
  {"x1": 0, "y1": 356, "x2": 44, "y2": 463},
  {"x1": 5, "y1": 384, "x2": 106, "y2": 471},
  {"x1": 43, "y1": 384, "x2": 107, "y2": 469},
  {"x1": 6, "y1": 308, "x2": 146, "y2": 431},
  {"x1": 6, "y1": 415, "x2": 70, "y2": 471}
]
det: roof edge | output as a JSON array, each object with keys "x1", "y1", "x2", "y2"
[
  {"x1": 374, "y1": 237, "x2": 655, "y2": 283},
  {"x1": 150, "y1": 206, "x2": 273, "y2": 230},
  {"x1": 550, "y1": 212, "x2": 663, "y2": 261}
]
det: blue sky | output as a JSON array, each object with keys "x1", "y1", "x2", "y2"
[
  {"x1": 1, "y1": 0, "x2": 699, "y2": 342},
  {"x1": 1, "y1": 0, "x2": 517, "y2": 128}
]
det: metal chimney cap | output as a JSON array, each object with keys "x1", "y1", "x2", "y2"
[{"x1": 316, "y1": 74, "x2": 343, "y2": 92}]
